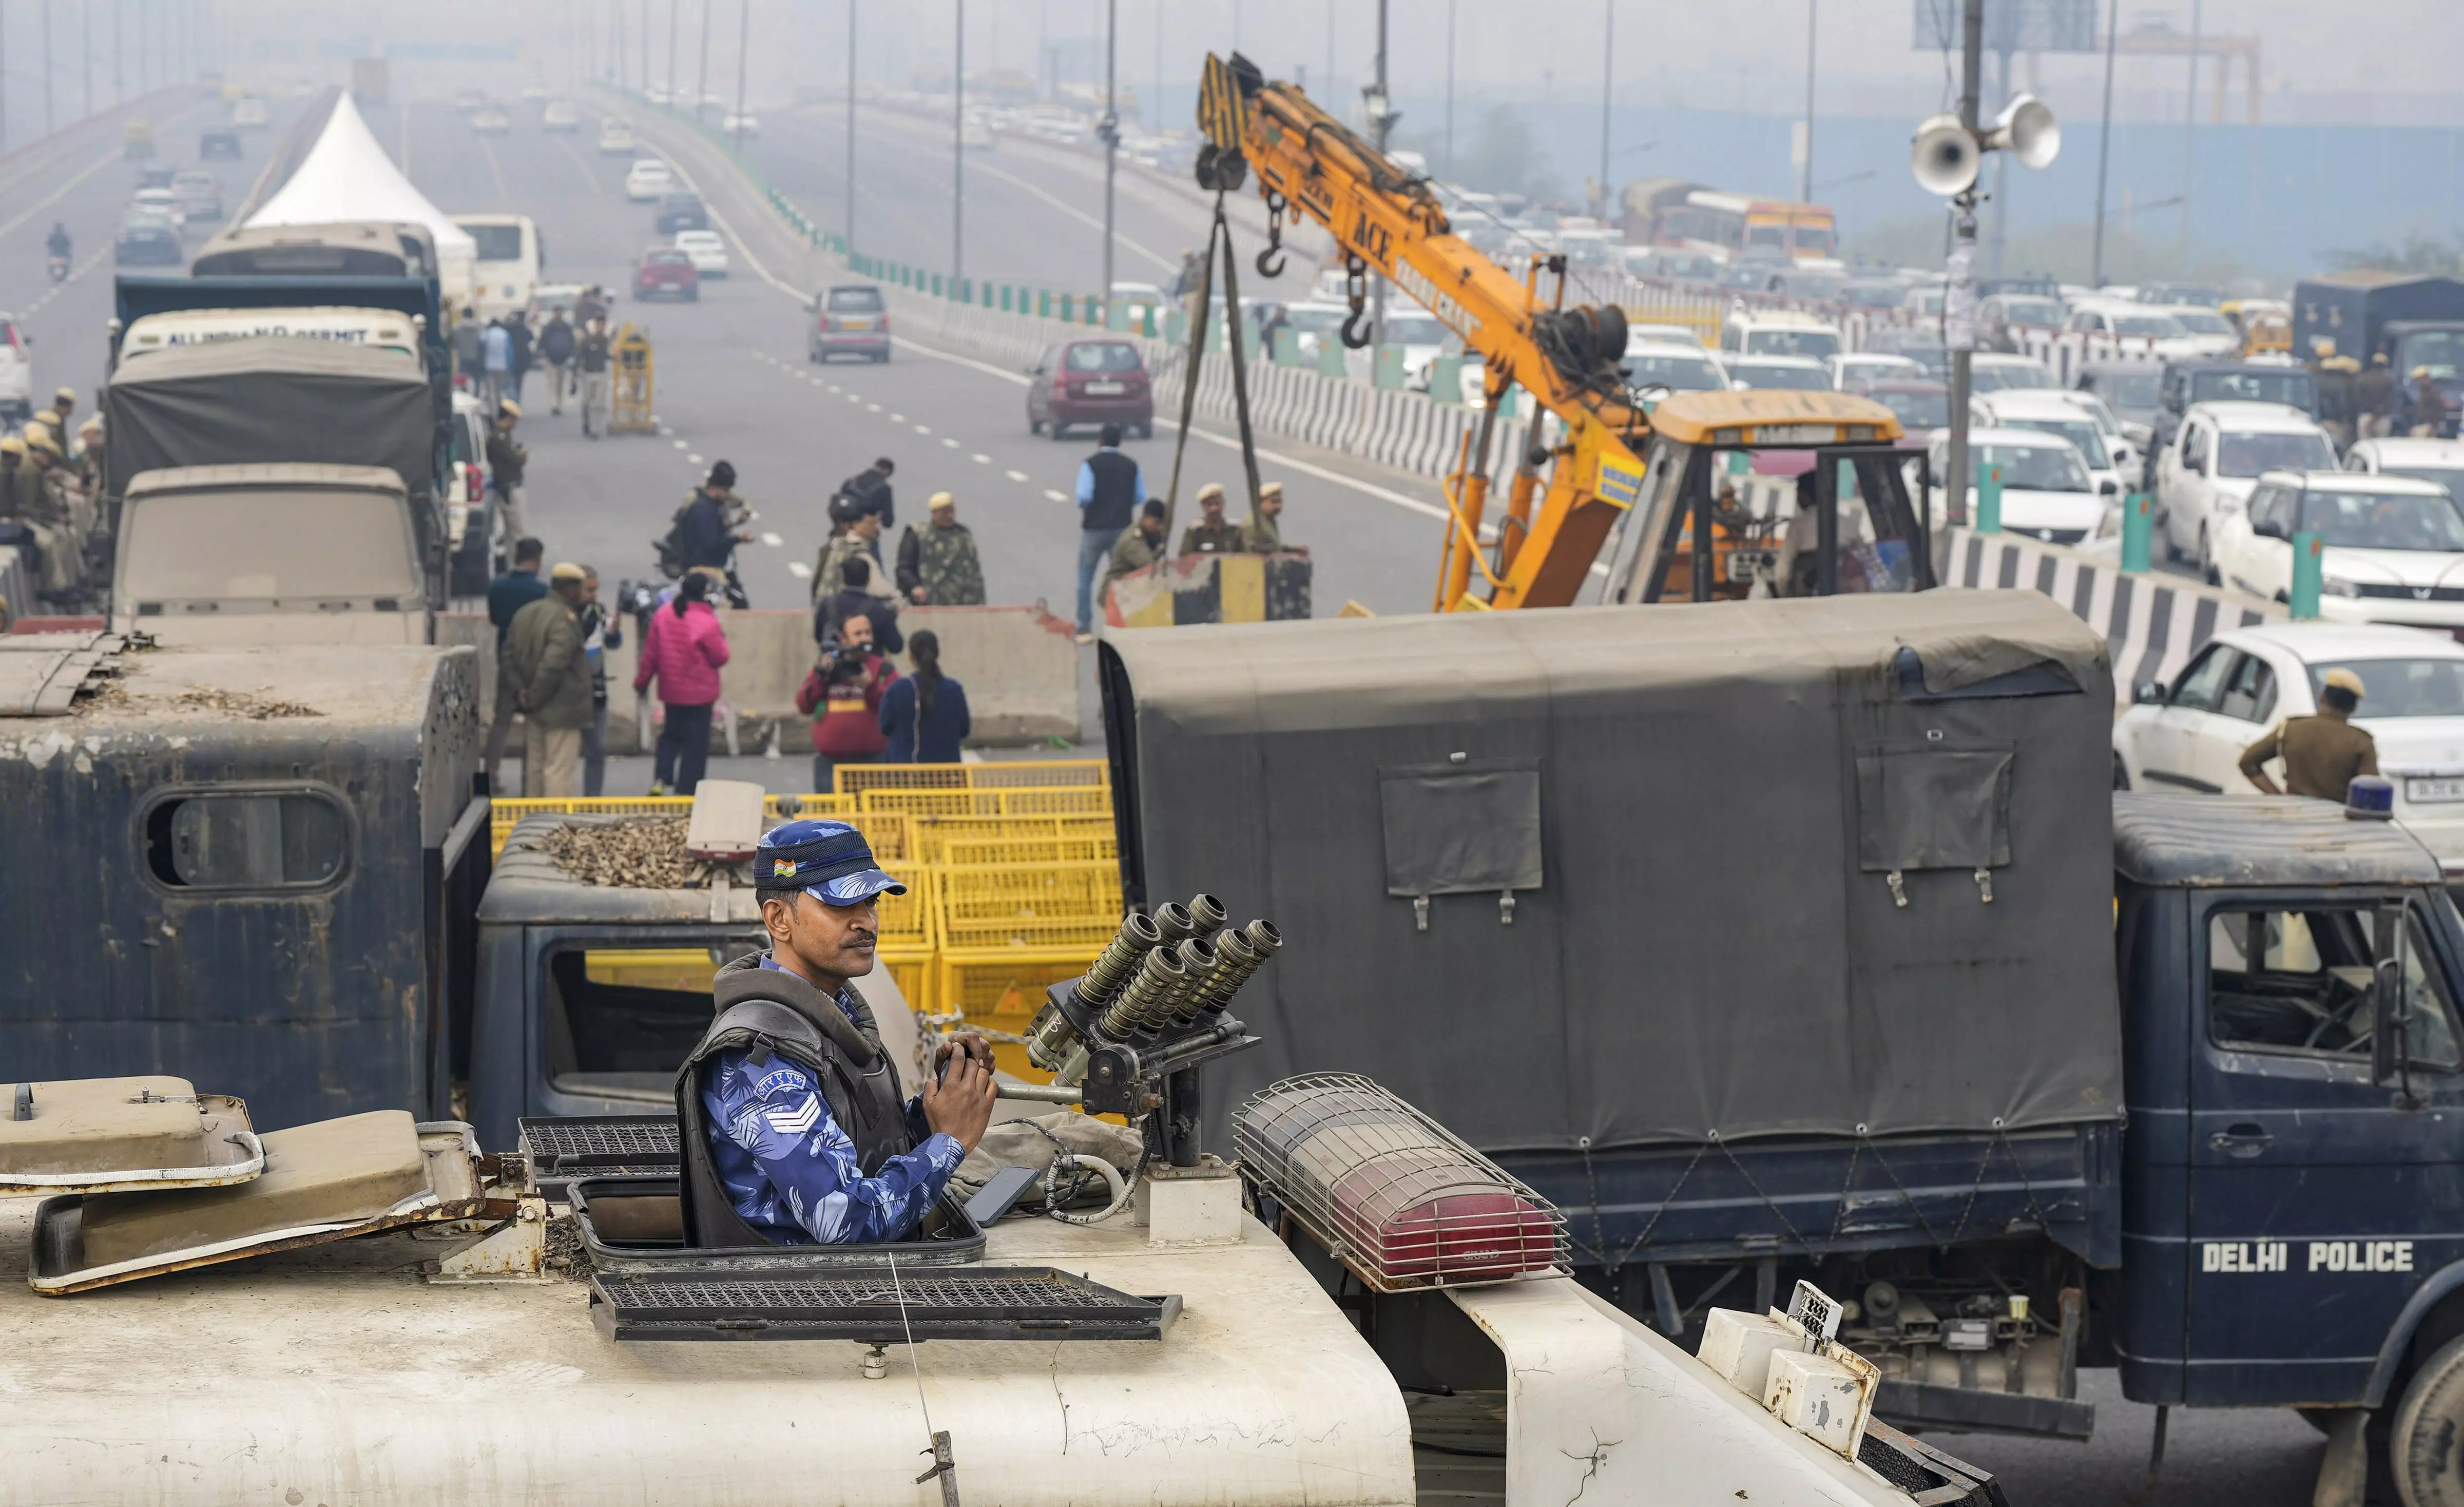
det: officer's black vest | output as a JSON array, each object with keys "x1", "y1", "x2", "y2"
[
  {"x1": 673, "y1": 954, "x2": 916, "y2": 1247},
  {"x1": 1081, "y1": 449, "x2": 1141, "y2": 532}
]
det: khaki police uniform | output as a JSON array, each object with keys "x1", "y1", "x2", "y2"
[{"x1": 2240, "y1": 709, "x2": 2379, "y2": 799}]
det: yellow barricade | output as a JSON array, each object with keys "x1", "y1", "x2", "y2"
[
  {"x1": 997, "y1": 787, "x2": 1113, "y2": 816},
  {"x1": 835, "y1": 759, "x2": 1108, "y2": 797},
  {"x1": 937, "y1": 833, "x2": 1116, "y2": 866},
  {"x1": 935, "y1": 860, "x2": 1122, "y2": 951}
]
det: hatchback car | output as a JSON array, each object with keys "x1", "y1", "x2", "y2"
[
  {"x1": 2211, "y1": 471, "x2": 2464, "y2": 624},
  {"x1": 654, "y1": 192, "x2": 707, "y2": 234},
  {"x1": 113, "y1": 214, "x2": 182, "y2": 266},
  {"x1": 1828, "y1": 352, "x2": 1922, "y2": 391},
  {"x1": 130, "y1": 186, "x2": 184, "y2": 234},
  {"x1": 624, "y1": 160, "x2": 673, "y2": 201},
  {"x1": 635, "y1": 245, "x2": 699, "y2": 301},
  {"x1": 198, "y1": 128, "x2": 241, "y2": 160},
  {"x1": 542, "y1": 100, "x2": 581, "y2": 131},
  {"x1": 1975, "y1": 389, "x2": 2128, "y2": 498},
  {"x1": 671, "y1": 230, "x2": 728, "y2": 277},
  {"x1": 1924, "y1": 425, "x2": 2113, "y2": 544},
  {"x1": 811, "y1": 284, "x2": 890, "y2": 362},
  {"x1": 1859, "y1": 379, "x2": 1952, "y2": 438},
  {"x1": 171, "y1": 168, "x2": 222, "y2": 222},
  {"x1": 2112, "y1": 621, "x2": 2464, "y2": 875},
  {"x1": 471, "y1": 107, "x2": 510, "y2": 136},
  {"x1": 1967, "y1": 352, "x2": 2058, "y2": 393},
  {"x1": 598, "y1": 119, "x2": 638, "y2": 155},
  {"x1": 1027, "y1": 338, "x2": 1153, "y2": 440}
]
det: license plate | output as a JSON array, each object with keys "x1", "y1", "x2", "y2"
[
  {"x1": 840, "y1": 319, "x2": 870, "y2": 330},
  {"x1": 2408, "y1": 776, "x2": 2464, "y2": 804},
  {"x1": 1083, "y1": 381, "x2": 1126, "y2": 396}
]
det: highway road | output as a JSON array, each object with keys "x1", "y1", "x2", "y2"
[{"x1": 0, "y1": 91, "x2": 2326, "y2": 1505}]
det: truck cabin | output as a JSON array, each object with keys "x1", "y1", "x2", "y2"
[{"x1": 1602, "y1": 389, "x2": 1932, "y2": 604}]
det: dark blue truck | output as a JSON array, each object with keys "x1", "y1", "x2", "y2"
[{"x1": 1105, "y1": 589, "x2": 2464, "y2": 1507}]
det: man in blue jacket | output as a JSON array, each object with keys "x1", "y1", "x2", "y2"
[{"x1": 673, "y1": 821, "x2": 997, "y2": 1246}]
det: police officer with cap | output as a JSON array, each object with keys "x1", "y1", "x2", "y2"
[
  {"x1": 674, "y1": 819, "x2": 997, "y2": 1246},
  {"x1": 2240, "y1": 667, "x2": 2380, "y2": 799}
]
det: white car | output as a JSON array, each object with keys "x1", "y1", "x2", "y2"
[
  {"x1": 598, "y1": 119, "x2": 637, "y2": 155},
  {"x1": 1828, "y1": 351, "x2": 1922, "y2": 391},
  {"x1": 542, "y1": 100, "x2": 580, "y2": 131},
  {"x1": 130, "y1": 186, "x2": 185, "y2": 234},
  {"x1": 2062, "y1": 299, "x2": 2208, "y2": 361},
  {"x1": 722, "y1": 112, "x2": 760, "y2": 139},
  {"x1": 1625, "y1": 321, "x2": 1709, "y2": 352},
  {"x1": 624, "y1": 159, "x2": 675, "y2": 201},
  {"x1": 1720, "y1": 307, "x2": 1841, "y2": 361},
  {"x1": 960, "y1": 117, "x2": 995, "y2": 150},
  {"x1": 2153, "y1": 303, "x2": 2244, "y2": 360},
  {"x1": 471, "y1": 106, "x2": 510, "y2": 136},
  {"x1": 1726, "y1": 354, "x2": 1832, "y2": 392},
  {"x1": 2347, "y1": 436, "x2": 2464, "y2": 505},
  {"x1": 671, "y1": 229, "x2": 729, "y2": 277},
  {"x1": 2056, "y1": 388, "x2": 2143, "y2": 477},
  {"x1": 1621, "y1": 341, "x2": 1729, "y2": 396},
  {"x1": 520, "y1": 85, "x2": 549, "y2": 104},
  {"x1": 1976, "y1": 390, "x2": 2127, "y2": 499},
  {"x1": 1927, "y1": 425, "x2": 2114, "y2": 544},
  {"x1": 2112, "y1": 621, "x2": 2464, "y2": 873},
  {"x1": 1968, "y1": 352, "x2": 2058, "y2": 393},
  {"x1": 2159, "y1": 399, "x2": 2338, "y2": 576},
  {"x1": 2212, "y1": 470, "x2": 2464, "y2": 623}
]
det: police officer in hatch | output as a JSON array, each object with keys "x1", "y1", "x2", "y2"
[{"x1": 675, "y1": 820, "x2": 998, "y2": 1246}]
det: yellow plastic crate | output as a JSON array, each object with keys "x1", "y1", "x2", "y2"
[
  {"x1": 861, "y1": 788, "x2": 1004, "y2": 819},
  {"x1": 938, "y1": 833, "x2": 1117, "y2": 866},
  {"x1": 874, "y1": 866, "x2": 936, "y2": 951},
  {"x1": 935, "y1": 860, "x2": 1123, "y2": 951},
  {"x1": 998, "y1": 787, "x2": 1115, "y2": 817}
]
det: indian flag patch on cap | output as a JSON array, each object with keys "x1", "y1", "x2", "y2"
[{"x1": 772, "y1": 857, "x2": 799, "y2": 878}]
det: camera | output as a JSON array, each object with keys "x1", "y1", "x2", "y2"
[{"x1": 614, "y1": 578, "x2": 661, "y2": 619}]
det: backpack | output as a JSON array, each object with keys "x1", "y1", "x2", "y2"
[{"x1": 653, "y1": 493, "x2": 697, "y2": 579}]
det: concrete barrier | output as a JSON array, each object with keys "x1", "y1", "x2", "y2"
[
  {"x1": 443, "y1": 600, "x2": 1079, "y2": 751},
  {"x1": 1938, "y1": 527, "x2": 2283, "y2": 711},
  {"x1": 1103, "y1": 552, "x2": 1313, "y2": 628}
]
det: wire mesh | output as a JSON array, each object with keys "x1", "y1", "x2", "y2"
[
  {"x1": 861, "y1": 788, "x2": 1004, "y2": 819},
  {"x1": 520, "y1": 1117, "x2": 680, "y2": 1161},
  {"x1": 1235, "y1": 1073, "x2": 1566, "y2": 1293},
  {"x1": 599, "y1": 1271, "x2": 1143, "y2": 1313},
  {"x1": 938, "y1": 949, "x2": 1097, "y2": 1019},
  {"x1": 936, "y1": 834, "x2": 1118, "y2": 867},
  {"x1": 833, "y1": 760, "x2": 1108, "y2": 797},
  {"x1": 935, "y1": 861, "x2": 1123, "y2": 950},
  {"x1": 872, "y1": 867, "x2": 935, "y2": 950},
  {"x1": 997, "y1": 787, "x2": 1114, "y2": 817}
]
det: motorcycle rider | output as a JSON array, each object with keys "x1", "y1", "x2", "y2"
[{"x1": 44, "y1": 222, "x2": 69, "y2": 277}]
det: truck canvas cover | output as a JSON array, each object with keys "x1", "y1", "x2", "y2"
[
  {"x1": 1101, "y1": 589, "x2": 2124, "y2": 1152},
  {"x1": 103, "y1": 335, "x2": 432, "y2": 498}
]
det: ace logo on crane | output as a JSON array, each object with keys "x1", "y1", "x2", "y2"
[{"x1": 1350, "y1": 212, "x2": 1393, "y2": 268}]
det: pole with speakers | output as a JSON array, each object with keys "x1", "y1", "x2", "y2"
[{"x1": 1910, "y1": 0, "x2": 2058, "y2": 541}]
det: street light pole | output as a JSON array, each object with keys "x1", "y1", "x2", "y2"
[
  {"x1": 951, "y1": 0, "x2": 964, "y2": 294},
  {"x1": 844, "y1": 0, "x2": 856, "y2": 257},
  {"x1": 2089, "y1": 0, "x2": 2119, "y2": 285},
  {"x1": 695, "y1": 0, "x2": 709, "y2": 118},
  {"x1": 1442, "y1": 0, "x2": 1454, "y2": 176},
  {"x1": 1945, "y1": 0, "x2": 1982, "y2": 538},
  {"x1": 665, "y1": 0, "x2": 676, "y2": 107},
  {"x1": 1100, "y1": 0, "x2": 1117, "y2": 317},
  {"x1": 732, "y1": 0, "x2": 746, "y2": 136},
  {"x1": 81, "y1": 0, "x2": 90, "y2": 121},
  {"x1": 1596, "y1": 0, "x2": 1612, "y2": 220},
  {"x1": 43, "y1": 1, "x2": 53, "y2": 138},
  {"x1": 1799, "y1": 0, "x2": 1816, "y2": 204},
  {"x1": 1365, "y1": 0, "x2": 1390, "y2": 347}
]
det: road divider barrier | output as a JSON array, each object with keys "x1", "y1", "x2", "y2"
[
  {"x1": 442, "y1": 601, "x2": 1079, "y2": 750},
  {"x1": 1937, "y1": 526, "x2": 2282, "y2": 711}
]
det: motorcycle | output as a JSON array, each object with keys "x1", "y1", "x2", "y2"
[{"x1": 45, "y1": 253, "x2": 68, "y2": 282}]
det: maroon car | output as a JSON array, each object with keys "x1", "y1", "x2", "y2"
[
  {"x1": 636, "y1": 245, "x2": 699, "y2": 301},
  {"x1": 1027, "y1": 338, "x2": 1153, "y2": 441}
]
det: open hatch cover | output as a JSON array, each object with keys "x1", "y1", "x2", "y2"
[
  {"x1": 31, "y1": 1112, "x2": 489, "y2": 1294},
  {"x1": 0, "y1": 1075, "x2": 263, "y2": 1195}
]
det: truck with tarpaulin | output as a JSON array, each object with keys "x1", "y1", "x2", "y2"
[
  {"x1": 1099, "y1": 588, "x2": 2464, "y2": 1505},
  {"x1": 0, "y1": 633, "x2": 488, "y2": 1134},
  {"x1": 2294, "y1": 271, "x2": 2464, "y2": 432}
]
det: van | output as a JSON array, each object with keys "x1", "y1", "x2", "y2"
[
  {"x1": 1719, "y1": 307, "x2": 1842, "y2": 361},
  {"x1": 453, "y1": 214, "x2": 543, "y2": 319}
]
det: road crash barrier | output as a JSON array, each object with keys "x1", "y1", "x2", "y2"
[
  {"x1": 1103, "y1": 551, "x2": 1313, "y2": 628},
  {"x1": 440, "y1": 601, "x2": 1079, "y2": 751},
  {"x1": 1937, "y1": 526, "x2": 2283, "y2": 712}
]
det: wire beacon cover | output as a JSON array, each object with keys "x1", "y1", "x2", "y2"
[{"x1": 1234, "y1": 1074, "x2": 1565, "y2": 1292}]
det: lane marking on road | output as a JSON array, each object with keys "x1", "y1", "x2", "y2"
[
  {"x1": 0, "y1": 144, "x2": 148, "y2": 250},
  {"x1": 688, "y1": 452, "x2": 704, "y2": 464},
  {"x1": 867, "y1": 403, "x2": 881, "y2": 412},
  {"x1": 941, "y1": 437, "x2": 959, "y2": 449},
  {"x1": 890, "y1": 413, "x2": 905, "y2": 423},
  {"x1": 962, "y1": 158, "x2": 1177, "y2": 273},
  {"x1": 914, "y1": 424, "x2": 931, "y2": 434},
  {"x1": 22, "y1": 244, "x2": 109, "y2": 314},
  {"x1": 845, "y1": 393, "x2": 860, "y2": 403},
  {"x1": 827, "y1": 383, "x2": 841, "y2": 392},
  {"x1": 1044, "y1": 489, "x2": 1067, "y2": 503},
  {"x1": 971, "y1": 453, "x2": 991, "y2": 464},
  {"x1": 760, "y1": 531, "x2": 783, "y2": 547},
  {"x1": 550, "y1": 136, "x2": 609, "y2": 197},
  {"x1": 1006, "y1": 469, "x2": 1028, "y2": 482},
  {"x1": 788, "y1": 560, "x2": 812, "y2": 579},
  {"x1": 476, "y1": 134, "x2": 511, "y2": 204},
  {"x1": 672, "y1": 440, "x2": 687, "y2": 449}
]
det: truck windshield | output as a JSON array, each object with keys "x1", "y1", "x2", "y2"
[
  {"x1": 2309, "y1": 658, "x2": 2464, "y2": 718},
  {"x1": 2299, "y1": 490, "x2": 2464, "y2": 551},
  {"x1": 2220, "y1": 430, "x2": 2335, "y2": 477},
  {"x1": 2401, "y1": 330, "x2": 2464, "y2": 382},
  {"x1": 123, "y1": 488, "x2": 419, "y2": 601}
]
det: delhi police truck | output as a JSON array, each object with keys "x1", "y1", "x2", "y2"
[{"x1": 1103, "y1": 588, "x2": 2464, "y2": 1506}]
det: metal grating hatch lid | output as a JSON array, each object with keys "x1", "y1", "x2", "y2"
[
  {"x1": 588, "y1": 1265, "x2": 1182, "y2": 1343},
  {"x1": 519, "y1": 1115, "x2": 679, "y2": 1195}
]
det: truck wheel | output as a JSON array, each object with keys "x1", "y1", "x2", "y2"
[{"x1": 2394, "y1": 1332, "x2": 2464, "y2": 1507}]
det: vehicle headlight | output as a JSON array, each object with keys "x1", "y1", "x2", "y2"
[{"x1": 2323, "y1": 575, "x2": 2363, "y2": 599}]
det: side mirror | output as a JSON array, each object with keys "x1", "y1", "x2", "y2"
[
  {"x1": 2253, "y1": 517, "x2": 2287, "y2": 541},
  {"x1": 2134, "y1": 681, "x2": 2167, "y2": 705},
  {"x1": 2101, "y1": 478, "x2": 2120, "y2": 496}
]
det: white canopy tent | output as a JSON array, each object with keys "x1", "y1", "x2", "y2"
[{"x1": 245, "y1": 92, "x2": 477, "y2": 306}]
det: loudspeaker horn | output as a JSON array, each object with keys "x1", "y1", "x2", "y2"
[
  {"x1": 1910, "y1": 113, "x2": 1980, "y2": 196},
  {"x1": 1988, "y1": 93, "x2": 2061, "y2": 170}
]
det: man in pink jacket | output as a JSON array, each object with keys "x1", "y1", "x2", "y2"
[{"x1": 633, "y1": 570, "x2": 732, "y2": 794}]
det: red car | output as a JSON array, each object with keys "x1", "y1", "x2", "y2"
[
  {"x1": 636, "y1": 245, "x2": 699, "y2": 301},
  {"x1": 1027, "y1": 338, "x2": 1153, "y2": 441}
]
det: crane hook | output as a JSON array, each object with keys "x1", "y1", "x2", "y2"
[
  {"x1": 1255, "y1": 244, "x2": 1286, "y2": 279},
  {"x1": 1339, "y1": 254, "x2": 1372, "y2": 349},
  {"x1": 1340, "y1": 307, "x2": 1374, "y2": 349}
]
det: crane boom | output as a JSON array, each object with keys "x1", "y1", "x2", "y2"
[{"x1": 1198, "y1": 52, "x2": 1651, "y2": 609}]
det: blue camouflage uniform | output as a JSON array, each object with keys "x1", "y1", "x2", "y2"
[
  {"x1": 689, "y1": 817, "x2": 961, "y2": 1245},
  {"x1": 698, "y1": 959, "x2": 963, "y2": 1244}
]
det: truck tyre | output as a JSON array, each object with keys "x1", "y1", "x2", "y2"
[{"x1": 2394, "y1": 1331, "x2": 2464, "y2": 1507}]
